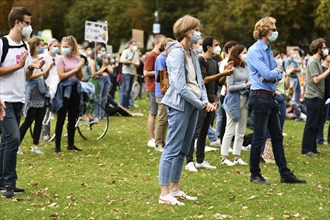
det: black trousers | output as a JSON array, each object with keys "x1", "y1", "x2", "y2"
[
  {"x1": 55, "y1": 88, "x2": 80, "y2": 149},
  {"x1": 20, "y1": 106, "x2": 47, "y2": 145}
]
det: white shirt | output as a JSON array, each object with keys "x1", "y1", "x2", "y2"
[
  {"x1": 44, "y1": 52, "x2": 60, "y2": 98},
  {"x1": 219, "y1": 57, "x2": 228, "y2": 96},
  {"x1": 120, "y1": 48, "x2": 139, "y2": 75},
  {"x1": 0, "y1": 35, "x2": 31, "y2": 103},
  {"x1": 186, "y1": 55, "x2": 201, "y2": 99}
]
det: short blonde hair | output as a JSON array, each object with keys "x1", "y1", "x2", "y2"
[
  {"x1": 173, "y1": 15, "x2": 200, "y2": 42},
  {"x1": 61, "y1": 35, "x2": 79, "y2": 56},
  {"x1": 253, "y1": 17, "x2": 276, "y2": 40}
]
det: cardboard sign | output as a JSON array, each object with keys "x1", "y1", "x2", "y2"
[
  {"x1": 132, "y1": 29, "x2": 144, "y2": 48},
  {"x1": 85, "y1": 21, "x2": 108, "y2": 44}
]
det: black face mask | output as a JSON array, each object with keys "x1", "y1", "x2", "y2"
[{"x1": 159, "y1": 47, "x2": 164, "y2": 52}]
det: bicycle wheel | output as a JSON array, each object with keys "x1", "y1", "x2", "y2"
[
  {"x1": 131, "y1": 81, "x2": 140, "y2": 100},
  {"x1": 76, "y1": 102, "x2": 109, "y2": 140}
]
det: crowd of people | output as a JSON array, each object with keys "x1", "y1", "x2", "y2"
[{"x1": 0, "y1": 8, "x2": 329, "y2": 202}]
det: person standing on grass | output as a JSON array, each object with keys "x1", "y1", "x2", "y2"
[
  {"x1": 246, "y1": 17, "x2": 306, "y2": 185},
  {"x1": 0, "y1": 7, "x2": 45, "y2": 198},
  {"x1": 53, "y1": 36, "x2": 84, "y2": 153},
  {"x1": 19, "y1": 37, "x2": 53, "y2": 155},
  {"x1": 301, "y1": 38, "x2": 330, "y2": 157},
  {"x1": 158, "y1": 15, "x2": 216, "y2": 205}
]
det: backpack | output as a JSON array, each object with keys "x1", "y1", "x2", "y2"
[{"x1": 1, "y1": 36, "x2": 28, "y2": 64}]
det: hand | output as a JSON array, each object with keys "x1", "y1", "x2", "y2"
[
  {"x1": 259, "y1": 77, "x2": 265, "y2": 82},
  {"x1": 18, "y1": 51, "x2": 28, "y2": 68},
  {"x1": 286, "y1": 64, "x2": 294, "y2": 75},
  {"x1": 279, "y1": 65, "x2": 284, "y2": 72},
  {"x1": 246, "y1": 81, "x2": 251, "y2": 87},
  {"x1": 45, "y1": 63, "x2": 54, "y2": 73},
  {"x1": 30, "y1": 57, "x2": 45, "y2": 69},
  {"x1": 223, "y1": 61, "x2": 234, "y2": 76},
  {"x1": 204, "y1": 102, "x2": 216, "y2": 112},
  {"x1": 0, "y1": 99, "x2": 6, "y2": 121}
]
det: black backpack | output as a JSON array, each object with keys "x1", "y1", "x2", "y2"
[{"x1": 0, "y1": 36, "x2": 28, "y2": 64}]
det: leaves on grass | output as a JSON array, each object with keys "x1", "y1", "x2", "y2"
[{"x1": 214, "y1": 213, "x2": 232, "y2": 219}]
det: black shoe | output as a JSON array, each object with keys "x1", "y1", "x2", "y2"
[
  {"x1": 2, "y1": 188, "x2": 14, "y2": 198},
  {"x1": 260, "y1": 157, "x2": 266, "y2": 164},
  {"x1": 250, "y1": 174, "x2": 270, "y2": 185},
  {"x1": 54, "y1": 147, "x2": 62, "y2": 153},
  {"x1": 303, "y1": 151, "x2": 318, "y2": 157},
  {"x1": 281, "y1": 173, "x2": 306, "y2": 184},
  {"x1": 0, "y1": 186, "x2": 25, "y2": 194},
  {"x1": 314, "y1": 150, "x2": 321, "y2": 155},
  {"x1": 67, "y1": 146, "x2": 82, "y2": 151}
]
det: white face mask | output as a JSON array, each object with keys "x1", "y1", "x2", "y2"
[
  {"x1": 213, "y1": 46, "x2": 221, "y2": 55},
  {"x1": 322, "y1": 48, "x2": 329, "y2": 57},
  {"x1": 276, "y1": 58, "x2": 283, "y2": 67},
  {"x1": 132, "y1": 46, "x2": 138, "y2": 52},
  {"x1": 240, "y1": 54, "x2": 247, "y2": 63},
  {"x1": 20, "y1": 24, "x2": 33, "y2": 37},
  {"x1": 197, "y1": 45, "x2": 203, "y2": 54}
]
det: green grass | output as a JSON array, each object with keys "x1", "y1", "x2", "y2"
[{"x1": 1, "y1": 96, "x2": 329, "y2": 219}]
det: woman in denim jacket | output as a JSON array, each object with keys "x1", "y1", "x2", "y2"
[
  {"x1": 221, "y1": 45, "x2": 251, "y2": 166},
  {"x1": 158, "y1": 15, "x2": 216, "y2": 206}
]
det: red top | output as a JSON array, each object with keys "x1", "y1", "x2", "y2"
[{"x1": 144, "y1": 51, "x2": 159, "y2": 92}]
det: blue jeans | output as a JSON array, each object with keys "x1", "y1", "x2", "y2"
[
  {"x1": 302, "y1": 98, "x2": 324, "y2": 153},
  {"x1": 290, "y1": 77, "x2": 301, "y2": 103},
  {"x1": 95, "y1": 75, "x2": 110, "y2": 118},
  {"x1": 159, "y1": 101, "x2": 199, "y2": 185},
  {"x1": 275, "y1": 94, "x2": 286, "y2": 131},
  {"x1": 317, "y1": 103, "x2": 330, "y2": 144},
  {"x1": 248, "y1": 92, "x2": 290, "y2": 177},
  {"x1": 120, "y1": 74, "x2": 134, "y2": 109},
  {"x1": 208, "y1": 125, "x2": 217, "y2": 142},
  {"x1": 215, "y1": 98, "x2": 222, "y2": 137},
  {"x1": 0, "y1": 102, "x2": 23, "y2": 188}
]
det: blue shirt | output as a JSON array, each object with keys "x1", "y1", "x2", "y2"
[
  {"x1": 283, "y1": 58, "x2": 299, "y2": 78},
  {"x1": 247, "y1": 39, "x2": 282, "y2": 93},
  {"x1": 154, "y1": 53, "x2": 167, "y2": 98}
]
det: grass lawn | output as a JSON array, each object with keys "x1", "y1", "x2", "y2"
[{"x1": 0, "y1": 95, "x2": 329, "y2": 219}]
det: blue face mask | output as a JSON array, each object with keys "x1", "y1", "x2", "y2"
[
  {"x1": 61, "y1": 47, "x2": 71, "y2": 55},
  {"x1": 268, "y1": 31, "x2": 278, "y2": 42},
  {"x1": 51, "y1": 47, "x2": 59, "y2": 54},
  {"x1": 37, "y1": 47, "x2": 45, "y2": 55},
  {"x1": 101, "y1": 51, "x2": 107, "y2": 57},
  {"x1": 190, "y1": 31, "x2": 201, "y2": 44}
]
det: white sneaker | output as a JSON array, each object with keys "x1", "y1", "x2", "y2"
[
  {"x1": 131, "y1": 113, "x2": 143, "y2": 117},
  {"x1": 242, "y1": 144, "x2": 251, "y2": 151},
  {"x1": 155, "y1": 145, "x2": 164, "y2": 152},
  {"x1": 17, "y1": 147, "x2": 23, "y2": 155},
  {"x1": 228, "y1": 147, "x2": 233, "y2": 153},
  {"x1": 210, "y1": 139, "x2": 221, "y2": 147},
  {"x1": 185, "y1": 162, "x2": 198, "y2": 172},
  {"x1": 282, "y1": 132, "x2": 287, "y2": 136},
  {"x1": 171, "y1": 190, "x2": 198, "y2": 201},
  {"x1": 42, "y1": 135, "x2": 50, "y2": 141},
  {"x1": 300, "y1": 113, "x2": 307, "y2": 121},
  {"x1": 195, "y1": 160, "x2": 216, "y2": 169},
  {"x1": 159, "y1": 194, "x2": 185, "y2": 206},
  {"x1": 31, "y1": 146, "x2": 43, "y2": 154},
  {"x1": 233, "y1": 158, "x2": 248, "y2": 165},
  {"x1": 221, "y1": 158, "x2": 234, "y2": 166},
  {"x1": 147, "y1": 138, "x2": 156, "y2": 148}
]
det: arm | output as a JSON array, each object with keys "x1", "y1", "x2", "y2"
[
  {"x1": 227, "y1": 70, "x2": 248, "y2": 93},
  {"x1": 120, "y1": 50, "x2": 133, "y2": 65},
  {"x1": 204, "y1": 61, "x2": 234, "y2": 84},
  {"x1": 27, "y1": 63, "x2": 53, "y2": 80},
  {"x1": 0, "y1": 51, "x2": 28, "y2": 77},
  {"x1": 313, "y1": 67, "x2": 330, "y2": 84},
  {"x1": 57, "y1": 57, "x2": 84, "y2": 81},
  {"x1": 284, "y1": 64, "x2": 294, "y2": 90},
  {"x1": 249, "y1": 51, "x2": 282, "y2": 81}
]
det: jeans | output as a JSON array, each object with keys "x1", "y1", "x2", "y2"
[
  {"x1": 219, "y1": 95, "x2": 227, "y2": 142},
  {"x1": 317, "y1": 103, "x2": 330, "y2": 144},
  {"x1": 208, "y1": 125, "x2": 217, "y2": 142},
  {"x1": 302, "y1": 98, "x2": 324, "y2": 153},
  {"x1": 275, "y1": 94, "x2": 286, "y2": 131},
  {"x1": 290, "y1": 77, "x2": 301, "y2": 103},
  {"x1": 0, "y1": 102, "x2": 23, "y2": 188},
  {"x1": 159, "y1": 101, "x2": 199, "y2": 185},
  {"x1": 215, "y1": 97, "x2": 222, "y2": 137},
  {"x1": 120, "y1": 74, "x2": 134, "y2": 109},
  {"x1": 155, "y1": 98, "x2": 168, "y2": 147},
  {"x1": 248, "y1": 92, "x2": 290, "y2": 177},
  {"x1": 186, "y1": 108, "x2": 214, "y2": 164},
  {"x1": 95, "y1": 75, "x2": 110, "y2": 118}
]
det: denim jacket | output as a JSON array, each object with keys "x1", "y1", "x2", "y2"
[
  {"x1": 52, "y1": 78, "x2": 83, "y2": 113},
  {"x1": 24, "y1": 78, "x2": 50, "y2": 115},
  {"x1": 223, "y1": 92, "x2": 241, "y2": 122},
  {"x1": 161, "y1": 42, "x2": 208, "y2": 111}
]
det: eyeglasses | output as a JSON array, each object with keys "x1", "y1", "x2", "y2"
[{"x1": 22, "y1": 20, "x2": 31, "y2": 26}]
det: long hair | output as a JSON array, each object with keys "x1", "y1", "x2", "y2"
[
  {"x1": 228, "y1": 44, "x2": 246, "y2": 68},
  {"x1": 27, "y1": 36, "x2": 42, "y2": 58}
]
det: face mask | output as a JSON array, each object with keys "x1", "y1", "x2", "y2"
[
  {"x1": 51, "y1": 47, "x2": 59, "y2": 54},
  {"x1": 213, "y1": 46, "x2": 221, "y2": 55},
  {"x1": 61, "y1": 47, "x2": 71, "y2": 55},
  {"x1": 101, "y1": 51, "x2": 107, "y2": 57},
  {"x1": 240, "y1": 54, "x2": 247, "y2": 63},
  {"x1": 321, "y1": 48, "x2": 329, "y2": 57},
  {"x1": 276, "y1": 58, "x2": 283, "y2": 67},
  {"x1": 190, "y1": 31, "x2": 201, "y2": 44},
  {"x1": 20, "y1": 24, "x2": 33, "y2": 37},
  {"x1": 132, "y1": 46, "x2": 138, "y2": 51},
  {"x1": 268, "y1": 31, "x2": 278, "y2": 42},
  {"x1": 37, "y1": 47, "x2": 45, "y2": 55},
  {"x1": 197, "y1": 45, "x2": 203, "y2": 53},
  {"x1": 293, "y1": 54, "x2": 297, "y2": 59}
]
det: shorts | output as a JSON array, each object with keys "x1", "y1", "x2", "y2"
[{"x1": 148, "y1": 92, "x2": 158, "y2": 116}]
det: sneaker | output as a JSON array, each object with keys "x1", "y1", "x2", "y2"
[
  {"x1": 282, "y1": 132, "x2": 287, "y2": 136},
  {"x1": 54, "y1": 147, "x2": 62, "y2": 153},
  {"x1": 281, "y1": 172, "x2": 306, "y2": 184},
  {"x1": 31, "y1": 146, "x2": 43, "y2": 154},
  {"x1": 185, "y1": 162, "x2": 198, "y2": 172},
  {"x1": 303, "y1": 151, "x2": 318, "y2": 157},
  {"x1": 147, "y1": 139, "x2": 156, "y2": 148},
  {"x1": 195, "y1": 160, "x2": 216, "y2": 169},
  {"x1": 300, "y1": 113, "x2": 307, "y2": 121},
  {"x1": 155, "y1": 145, "x2": 164, "y2": 152},
  {"x1": 159, "y1": 194, "x2": 185, "y2": 206},
  {"x1": 67, "y1": 146, "x2": 82, "y2": 151},
  {"x1": 42, "y1": 135, "x2": 50, "y2": 141},
  {"x1": 228, "y1": 147, "x2": 233, "y2": 153},
  {"x1": 0, "y1": 186, "x2": 24, "y2": 194},
  {"x1": 242, "y1": 144, "x2": 251, "y2": 151},
  {"x1": 2, "y1": 188, "x2": 14, "y2": 199},
  {"x1": 171, "y1": 190, "x2": 198, "y2": 201},
  {"x1": 221, "y1": 158, "x2": 234, "y2": 166},
  {"x1": 17, "y1": 147, "x2": 23, "y2": 155},
  {"x1": 233, "y1": 158, "x2": 248, "y2": 165},
  {"x1": 250, "y1": 174, "x2": 270, "y2": 185},
  {"x1": 210, "y1": 139, "x2": 221, "y2": 147}
]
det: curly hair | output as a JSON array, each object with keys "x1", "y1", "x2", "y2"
[
  {"x1": 253, "y1": 17, "x2": 276, "y2": 40},
  {"x1": 173, "y1": 15, "x2": 200, "y2": 42}
]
